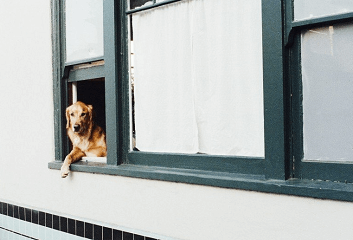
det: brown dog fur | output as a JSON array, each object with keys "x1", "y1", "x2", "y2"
[{"x1": 61, "y1": 101, "x2": 107, "y2": 178}]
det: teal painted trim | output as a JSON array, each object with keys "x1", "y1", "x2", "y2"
[
  {"x1": 262, "y1": 0, "x2": 287, "y2": 180},
  {"x1": 289, "y1": 34, "x2": 303, "y2": 179},
  {"x1": 292, "y1": 12, "x2": 353, "y2": 28},
  {"x1": 128, "y1": 151, "x2": 265, "y2": 175},
  {"x1": 65, "y1": 56, "x2": 104, "y2": 67},
  {"x1": 48, "y1": 161, "x2": 353, "y2": 202},
  {"x1": 52, "y1": 0, "x2": 62, "y2": 161},
  {"x1": 67, "y1": 65, "x2": 105, "y2": 82},
  {"x1": 104, "y1": 0, "x2": 120, "y2": 165},
  {"x1": 52, "y1": 0, "x2": 68, "y2": 161},
  {"x1": 118, "y1": 0, "x2": 131, "y2": 165},
  {"x1": 284, "y1": 0, "x2": 294, "y2": 47},
  {"x1": 301, "y1": 161, "x2": 353, "y2": 183}
]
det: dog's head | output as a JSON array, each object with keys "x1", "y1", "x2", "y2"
[{"x1": 66, "y1": 101, "x2": 93, "y2": 134}]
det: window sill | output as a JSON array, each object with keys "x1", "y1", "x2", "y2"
[{"x1": 48, "y1": 161, "x2": 353, "y2": 202}]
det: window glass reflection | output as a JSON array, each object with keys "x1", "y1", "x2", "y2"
[
  {"x1": 294, "y1": 0, "x2": 353, "y2": 21},
  {"x1": 66, "y1": 0, "x2": 104, "y2": 63},
  {"x1": 302, "y1": 22, "x2": 353, "y2": 161}
]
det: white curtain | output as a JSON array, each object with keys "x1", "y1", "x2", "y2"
[{"x1": 133, "y1": 0, "x2": 264, "y2": 157}]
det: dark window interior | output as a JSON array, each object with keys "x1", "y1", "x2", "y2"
[{"x1": 76, "y1": 78, "x2": 106, "y2": 132}]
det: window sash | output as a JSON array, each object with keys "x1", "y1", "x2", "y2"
[
  {"x1": 128, "y1": 151, "x2": 265, "y2": 175},
  {"x1": 123, "y1": 0, "x2": 286, "y2": 180},
  {"x1": 67, "y1": 62, "x2": 105, "y2": 82},
  {"x1": 130, "y1": 0, "x2": 265, "y2": 157},
  {"x1": 286, "y1": 0, "x2": 353, "y2": 182},
  {"x1": 65, "y1": 0, "x2": 104, "y2": 63},
  {"x1": 51, "y1": 0, "x2": 117, "y2": 164}
]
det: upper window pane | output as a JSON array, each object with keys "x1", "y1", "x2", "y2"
[
  {"x1": 131, "y1": 0, "x2": 264, "y2": 157},
  {"x1": 65, "y1": 0, "x2": 104, "y2": 63},
  {"x1": 294, "y1": 0, "x2": 353, "y2": 21},
  {"x1": 302, "y1": 22, "x2": 353, "y2": 162}
]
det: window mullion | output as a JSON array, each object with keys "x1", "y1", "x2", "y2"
[
  {"x1": 262, "y1": 0, "x2": 287, "y2": 180},
  {"x1": 104, "y1": 0, "x2": 121, "y2": 165}
]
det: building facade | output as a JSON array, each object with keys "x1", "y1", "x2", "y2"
[{"x1": 1, "y1": 0, "x2": 353, "y2": 239}]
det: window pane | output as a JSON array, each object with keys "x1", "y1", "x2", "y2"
[
  {"x1": 65, "y1": 0, "x2": 104, "y2": 63},
  {"x1": 130, "y1": 0, "x2": 153, "y2": 10},
  {"x1": 131, "y1": 0, "x2": 264, "y2": 157},
  {"x1": 302, "y1": 22, "x2": 353, "y2": 161},
  {"x1": 294, "y1": 0, "x2": 353, "y2": 21}
]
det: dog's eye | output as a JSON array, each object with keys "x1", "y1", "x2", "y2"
[
  {"x1": 70, "y1": 113, "x2": 74, "y2": 116},
  {"x1": 81, "y1": 112, "x2": 86, "y2": 117}
]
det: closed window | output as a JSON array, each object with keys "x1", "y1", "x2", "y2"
[{"x1": 289, "y1": 0, "x2": 353, "y2": 183}]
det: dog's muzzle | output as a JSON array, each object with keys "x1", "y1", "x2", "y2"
[{"x1": 73, "y1": 125, "x2": 80, "y2": 132}]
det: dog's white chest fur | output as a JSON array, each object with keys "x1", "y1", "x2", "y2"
[
  {"x1": 73, "y1": 136, "x2": 98, "y2": 157},
  {"x1": 73, "y1": 135, "x2": 89, "y2": 150},
  {"x1": 73, "y1": 137, "x2": 80, "y2": 145}
]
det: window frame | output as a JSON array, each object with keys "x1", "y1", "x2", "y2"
[
  {"x1": 51, "y1": 0, "x2": 119, "y2": 164},
  {"x1": 50, "y1": 0, "x2": 353, "y2": 202},
  {"x1": 127, "y1": 0, "x2": 274, "y2": 177},
  {"x1": 285, "y1": 0, "x2": 353, "y2": 183}
]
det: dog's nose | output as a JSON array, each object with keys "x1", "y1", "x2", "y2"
[{"x1": 73, "y1": 125, "x2": 80, "y2": 132}]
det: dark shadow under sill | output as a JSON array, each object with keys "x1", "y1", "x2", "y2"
[{"x1": 48, "y1": 161, "x2": 353, "y2": 202}]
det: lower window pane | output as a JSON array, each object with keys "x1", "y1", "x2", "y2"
[
  {"x1": 302, "y1": 22, "x2": 353, "y2": 161},
  {"x1": 131, "y1": 0, "x2": 264, "y2": 157}
]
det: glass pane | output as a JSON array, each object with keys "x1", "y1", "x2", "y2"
[
  {"x1": 65, "y1": 0, "x2": 104, "y2": 63},
  {"x1": 302, "y1": 22, "x2": 353, "y2": 161},
  {"x1": 294, "y1": 0, "x2": 353, "y2": 21},
  {"x1": 130, "y1": 0, "x2": 153, "y2": 10},
  {"x1": 131, "y1": 0, "x2": 264, "y2": 157}
]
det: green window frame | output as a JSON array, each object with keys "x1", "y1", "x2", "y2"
[
  {"x1": 286, "y1": 1, "x2": 353, "y2": 183},
  {"x1": 49, "y1": 0, "x2": 353, "y2": 202},
  {"x1": 51, "y1": 0, "x2": 108, "y2": 161}
]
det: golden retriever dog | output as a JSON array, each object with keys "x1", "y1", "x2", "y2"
[{"x1": 61, "y1": 101, "x2": 106, "y2": 178}]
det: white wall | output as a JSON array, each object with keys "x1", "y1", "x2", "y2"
[{"x1": 1, "y1": 1, "x2": 353, "y2": 240}]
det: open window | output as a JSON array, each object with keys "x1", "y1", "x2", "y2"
[{"x1": 64, "y1": 0, "x2": 106, "y2": 163}]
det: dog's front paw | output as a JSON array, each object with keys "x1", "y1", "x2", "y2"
[{"x1": 61, "y1": 164, "x2": 70, "y2": 178}]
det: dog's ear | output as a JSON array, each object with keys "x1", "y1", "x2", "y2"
[
  {"x1": 87, "y1": 105, "x2": 94, "y2": 122},
  {"x1": 66, "y1": 107, "x2": 70, "y2": 129}
]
